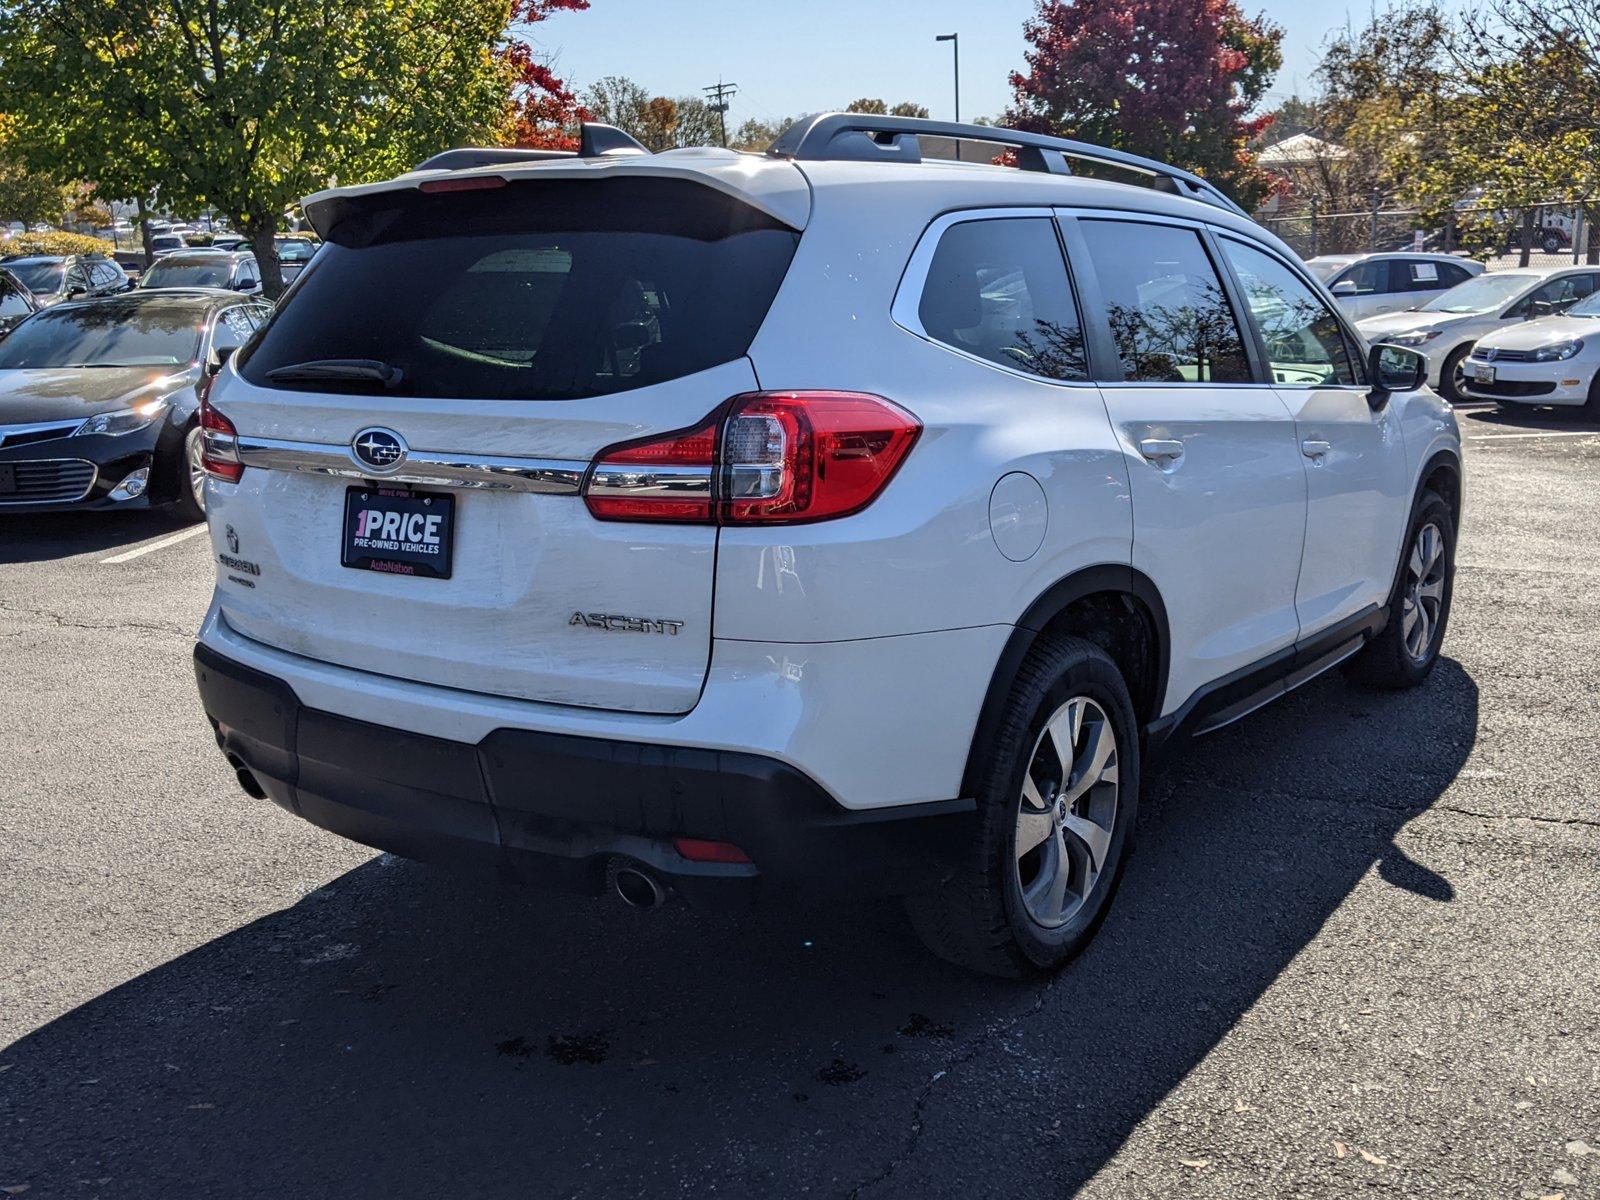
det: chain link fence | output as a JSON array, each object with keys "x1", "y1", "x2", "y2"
[{"x1": 1255, "y1": 199, "x2": 1600, "y2": 270}]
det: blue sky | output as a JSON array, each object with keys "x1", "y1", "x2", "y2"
[{"x1": 530, "y1": 0, "x2": 1468, "y2": 131}]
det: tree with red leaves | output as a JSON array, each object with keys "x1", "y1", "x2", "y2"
[
  {"x1": 503, "y1": 0, "x2": 591, "y2": 149},
  {"x1": 1007, "y1": 0, "x2": 1283, "y2": 210}
]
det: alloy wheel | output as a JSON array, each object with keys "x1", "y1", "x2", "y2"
[
  {"x1": 1014, "y1": 696, "x2": 1119, "y2": 929},
  {"x1": 188, "y1": 428, "x2": 208, "y2": 514},
  {"x1": 1401, "y1": 521, "x2": 1446, "y2": 662}
]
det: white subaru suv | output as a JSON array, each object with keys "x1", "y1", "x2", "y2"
[{"x1": 192, "y1": 116, "x2": 1462, "y2": 977}]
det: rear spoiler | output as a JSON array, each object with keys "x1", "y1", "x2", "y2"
[{"x1": 410, "y1": 124, "x2": 648, "y2": 173}]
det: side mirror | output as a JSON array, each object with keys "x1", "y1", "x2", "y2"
[
  {"x1": 207, "y1": 344, "x2": 238, "y2": 376},
  {"x1": 1368, "y1": 343, "x2": 1427, "y2": 407},
  {"x1": 65, "y1": 285, "x2": 87, "y2": 298},
  {"x1": 1530, "y1": 300, "x2": 1555, "y2": 318},
  {"x1": 1330, "y1": 279, "x2": 1358, "y2": 297}
]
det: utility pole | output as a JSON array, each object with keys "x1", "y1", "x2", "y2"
[{"x1": 703, "y1": 78, "x2": 738, "y2": 148}]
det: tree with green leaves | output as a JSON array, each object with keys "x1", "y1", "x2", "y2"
[
  {"x1": 0, "y1": 0, "x2": 516, "y2": 294},
  {"x1": 1400, "y1": 0, "x2": 1600, "y2": 250}
]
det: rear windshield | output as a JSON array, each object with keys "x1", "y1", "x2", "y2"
[
  {"x1": 8, "y1": 260, "x2": 64, "y2": 294},
  {"x1": 241, "y1": 177, "x2": 800, "y2": 400},
  {"x1": 143, "y1": 260, "x2": 233, "y2": 288}
]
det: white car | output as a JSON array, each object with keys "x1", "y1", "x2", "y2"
[
  {"x1": 1307, "y1": 252, "x2": 1482, "y2": 322},
  {"x1": 1358, "y1": 265, "x2": 1600, "y2": 401},
  {"x1": 1461, "y1": 289, "x2": 1600, "y2": 414},
  {"x1": 190, "y1": 115, "x2": 1463, "y2": 976}
]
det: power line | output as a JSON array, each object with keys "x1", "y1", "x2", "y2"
[{"x1": 703, "y1": 78, "x2": 738, "y2": 147}]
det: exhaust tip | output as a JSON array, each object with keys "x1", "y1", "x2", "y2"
[
  {"x1": 610, "y1": 861, "x2": 669, "y2": 910},
  {"x1": 234, "y1": 765, "x2": 267, "y2": 800}
]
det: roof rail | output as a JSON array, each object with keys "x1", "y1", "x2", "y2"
[
  {"x1": 766, "y1": 113, "x2": 1246, "y2": 218},
  {"x1": 412, "y1": 123, "x2": 649, "y2": 173}
]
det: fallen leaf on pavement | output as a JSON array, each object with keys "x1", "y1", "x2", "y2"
[
  {"x1": 1357, "y1": 1148, "x2": 1387, "y2": 1166},
  {"x1": 1565, "y1": 1141, "x2": 1594, "y2": 1157},
  {"x1": 1233, "y1": 1098, "x2": 1255, "y2": 1113},
  {"x1": 1179, "y1": 1159, "x2": 1210, "y2": 1170},
  {"x1": 1333, "y1": 1141, "x2": 1348, "y2": 1159}
]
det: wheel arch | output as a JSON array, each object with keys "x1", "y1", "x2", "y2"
[
  {"x1": 959, "y1": 565, "x2": 1169, "y2": 800},
  {"x1": 1415, "y1": 446, "x2": 1463, "y2": 525}
]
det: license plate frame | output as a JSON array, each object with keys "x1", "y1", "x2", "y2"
[
  {"x1": 1472, "y1": 363, "x2": 1496, "y2": 384},
  {"x1": 341, "y1": 485, "x2": 455, "y2": 580}
]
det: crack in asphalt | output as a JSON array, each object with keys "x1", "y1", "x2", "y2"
[
  {"x1": 0, "y1": 600, "x2": 192, "y2": 640},
  {"x1": 848, "y1": 977, "x2": 1060, "y2": 1199}
]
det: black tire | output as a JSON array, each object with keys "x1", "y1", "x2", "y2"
[
  {"x1": 1439, "y1": 345, "x2": 1472, "y2": 403},
  {"x1": 1576, "y1": 372, "x2": 1600, "y2": 419},
  {"x1": 172, "y1": 424, "x2": 207, "y2": 523},
  {"x1": 1347, "y1": 492, "x2": 1455, "y2": 689},
  {"x1": 905, "y1": 634, "x2": 1140, "y2": 978}
]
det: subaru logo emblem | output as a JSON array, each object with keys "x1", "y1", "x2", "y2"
[
  {"x1": 225, "y1": 524, "x2": 240, "y2": 554},
  {"x1": 351, "y1": 427, "x2": 407, "y2": 473}
]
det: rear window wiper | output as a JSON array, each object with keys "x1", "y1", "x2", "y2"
[{"x1": 264, "y1": 358, "x2": 405, "y2": 390}]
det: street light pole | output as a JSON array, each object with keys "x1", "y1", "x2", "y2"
[
  {"x1": 936, "y1": 33, "x2": 960, "y2": 160},
  {"x1": 935, "y1": 33, "x2": 960, "y2": 122}
]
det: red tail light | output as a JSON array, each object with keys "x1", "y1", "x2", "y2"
[
  {"x1": 198, "y1": 386, "x2": 244, "y2": 484},
  {"x1": 672, "y1": 838, "x2": 753, "y2": 864},
  {"x1": 584, "y1": 392, "x2": 920, "y2": 525}
]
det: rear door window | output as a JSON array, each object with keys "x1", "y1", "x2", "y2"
[
  {"x1": 915, "y1": 217, "x2": 1088, "y2": 381},
  {"x1": 1078, "y1": 220, "x2": 1251, "y2": 383},
  {"x1": 242, "y1": 178, "x2": 797, "y2": 400}
]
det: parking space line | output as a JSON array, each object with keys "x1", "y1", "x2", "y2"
[
  {"x1": 103, "y1": 524, "x2": 210, "y2": 564},
  {"x1": 1466, "y1": 429, "x2": 1600, "y2": 441}
]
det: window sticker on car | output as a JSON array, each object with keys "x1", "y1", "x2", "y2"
[{"x1": 1413, "y1": 263, "x2": 1438, "y2": 282}]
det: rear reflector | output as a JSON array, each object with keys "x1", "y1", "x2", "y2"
[
  {"x1": 672, "y1": 838, "x2": 753, "y2": 864},
  {"x1": 584, "y1": 392, "x2": 920, "y2": 525}
]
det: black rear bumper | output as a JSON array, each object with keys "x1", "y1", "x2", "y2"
[{"x1": 193, "y1": 643, "x2": 974, "y2": 904}]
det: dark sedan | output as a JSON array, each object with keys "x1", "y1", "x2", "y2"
[
  {"x1": 0, "y1": 254, "x2": 130, "y2": 307},
  {"x1": 0, "y1": 290, "x2": 272, "y2": 518},
  {"x1": 139, "y1": 249, "x2": 262, "y2": 295}
]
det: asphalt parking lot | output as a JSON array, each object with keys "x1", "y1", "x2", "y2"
[{"x1": 2, "y1": 405, "x2": 1597, "y2": 1199}]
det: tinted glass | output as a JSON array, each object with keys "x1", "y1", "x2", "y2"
[
  {"x1": 89, "y1": 262, "x2": 121, "y2": 289},
  {"x1": 7, "y1": 261, "x2": 63, "y2": 294},
  {"x1": 243, "y1": 178, "x2": 799, "y2": 400},
  {"x1": 210, "y1": 306, "x2": 256, "y2": 354},
  {"x1": 917, "y1": 217, "x2": 1087, "y2": 381},
  {"x1": 1392, "y1": 259, "x2": 1447, "y2": 292},
  {"x1": 1437, "y1": 261, "x2": 1473, "y2": 288},
  {"x1": 143, "y1": 260, "x2": 234, "y2": 288},
  {"x1": 274, "y1": 240, "x2": 317, "y2": 263},
  {"x1": 0, "y1": 274, "x2": 30, "y2": 319},
  {"x1": 1224, "y1": 240, "x2": 1359, "y2": 386},
  {"x1": 1521, "y1": 273, "x2": 1599, "y2": 315},
  {"x1": 1079, "y1": 220, "x2": 1250, "y2": 383},
  {"x1": 0, "y1": 304, "x2": 203, "y2": 368},
  {"x1": 1342, "y1": 260, "x2": 1387, "y2": 294}
]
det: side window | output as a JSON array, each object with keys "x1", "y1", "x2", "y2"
[
  {"x1": 65, "y1": 265, "x2": 90, "y2": 294},
  {"x1": 1436, "y1": 261, "x2": 1473, "y2": 289},
  {"x1": 1342, "y1": 260, "x2": 1388, "y2": 295},
  {"x1": 0, "y1": 275, "x2": 30, "y2": 319},
  {"x1": 1078, "y1": 219, "x2": 1250, "y2": 384},
  {"x1": 1521, "y1": 273, "x2": 1600, "y2": 317},
  {"x1": 916, "y1": 217, "x2": 1088, "y2": 381},
  {"x1": 1222, "y1": 239, "x2": 1360, "y2": 386},
  {"x1": 1392, "y1": 259, "x2": 1444, "y2": 292},
  {"x1": 211, "y1": 307, "x2": 256, "y2": 355}
]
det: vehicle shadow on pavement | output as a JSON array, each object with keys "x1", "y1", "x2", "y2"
[
  {"x1": 0, "y1": 661, "x2": 1478, "y2": 1199},
  {"x1": 0, "y1": 509, "x2": 198, "y2": 564},
  {"x1": 1459, "y1": 405, "x2": 1600, "y2": 433}
]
